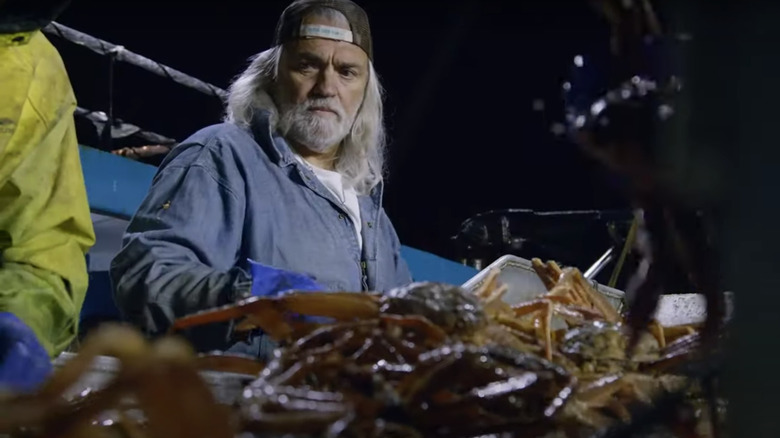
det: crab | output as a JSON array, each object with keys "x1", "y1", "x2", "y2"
[
  {"x1": 558, "y1": 320, "x2": 700, "y2": 378},
  {"x1": 560, "y1": 371, "x2": 688, "y2": 432},
  {"x1": 502, "y1": 257, "x2": 693, "y2": 363},
  {"x1": 471, "y1": 259, "x2": 626, "y2": 362},
  {"x1": 237, "y1": 315, "x2": 447, "y2": 437},
  {"x1": 558, "y1": 321, "x2": 656, "y2": 377},
  {"x1": 171, "y1": 281, "x2": 542, "y2": 359},
  {"x1": 394, "y1": 343, "x2": 576, "y2": 437},
  {"x1": 389, "y1": 342, "x2": 684, "y2": 438},
  {"x1": 169, "y1": 281, "x2": 591, "y2": 436},
  {"x1": 0, "y1": 324, "x2": 234, "y2": 438}
]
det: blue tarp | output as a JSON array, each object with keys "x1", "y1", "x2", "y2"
[
  {"x1": 400, "y1": 246, "x2": 477, "y2": 286},
  {"x1": 79, "y1": 145, "x2": 158, "y2": 219}
]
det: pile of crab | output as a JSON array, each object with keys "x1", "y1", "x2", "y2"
[{"x1": 0, "y1": 260, "x2": 715, "y2": 438}]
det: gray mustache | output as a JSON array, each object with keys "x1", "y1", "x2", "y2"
[{"x1": 303, "y1": 99, "x2": 345, "y2": 118}]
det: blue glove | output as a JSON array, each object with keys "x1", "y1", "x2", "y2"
[
  {"x1": 248, "y1": 259, "x2": 326, "y2": 297},
  {"x1": 247, "y1": 259, "x2": 331, "y2": 324},
  {"x1": 0, "y1": 312, "x2": 52, "y2": 393}
]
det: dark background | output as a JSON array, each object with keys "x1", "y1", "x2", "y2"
[{"x1": 51, "y1": 0, "x2": 629, "y2": 265}]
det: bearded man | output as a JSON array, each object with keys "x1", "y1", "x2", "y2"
[{"x1": 110, "y1": 0, "x2": 412, "y2": 358}]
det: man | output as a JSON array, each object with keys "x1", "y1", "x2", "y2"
[
  {"x1": 110, "y1": 0, "x2": 412, "y2": 359},
  {"x1": 0, "y1": 0, "x2": 96, "y2": 391}
]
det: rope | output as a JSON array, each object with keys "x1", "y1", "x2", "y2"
[{"x1": 43, "y1": 22, "x2": 227, "y2": 101}]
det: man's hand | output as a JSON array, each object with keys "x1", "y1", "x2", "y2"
[{"x1": 0, "y1": 312, "x2": 52, "y2": 393}]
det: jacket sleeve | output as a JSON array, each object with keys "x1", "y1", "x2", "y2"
[
  {"x1": 0, "y1": 32, "x2": 96, "y2": 357},
  {"x1": 109, "y1": 142, "x2": 251, "y2": 349}
]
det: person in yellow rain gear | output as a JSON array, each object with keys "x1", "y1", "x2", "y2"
[{"x1": 0, "y1": 0, "x2": 95, "y2": 392}]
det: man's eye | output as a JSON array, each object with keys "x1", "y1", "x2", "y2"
[
  {"x1": 340, "y1": 69, "x2": 357, "y2": 78},
  {"x1": 297, "y1": 63, "x2": 315, "y2": 72}
]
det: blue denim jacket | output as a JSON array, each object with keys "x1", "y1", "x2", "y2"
[{"x1": 109, "y1": 110, "x2": 412, "y2": 357}]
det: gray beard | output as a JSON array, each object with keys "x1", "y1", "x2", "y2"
[{"x1": 277, "y1": 98, "x2": 354, "y2": 153}]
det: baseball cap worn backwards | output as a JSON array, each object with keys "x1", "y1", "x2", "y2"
[{"x1": 273, "y1": 0, "x2": 373, "y2": 61}]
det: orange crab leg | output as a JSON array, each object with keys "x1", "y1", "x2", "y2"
[
  {"x1": 539, "y1": 301, "x2": 553, "y2": 361},
  {"x1": 640, "y1": 332, "x2": 701, "y2": 373},
  {"x1": 512, "y1": 299, "x2": 550, "y2": 316},
  {"x1": 550, "y1": 303, "x2": 605, "y2": 325},
  {"x1": 196, "y1": 353, "x2": 266, "y2": 376},
  {"x1": 380, "y1": 314, "x2": 448, "y2": 343},
  {"x1": 531, "y1": 258, "x2": 562, "y2": 291},
  {"x1": 269, "y1": 291, "x2": 381, "y2": 319},
  {"x1": 662, "y1": 324, "x2": 699, "y2": 344},
  {"x1": 37, "y1": 325, "x2": 150, "y2": 400},
  {"x1": 171, "y1": 291, "x2": 381, "y2": 339},
  {"x1": 547, "y1": 283, "x2": 588, "y2": 308},
  {"x1": 570, "y1": 270, "x2": 622, "y2": 323},
  {"x1": 648, "y1": 320, "x2": 666, "y2": 349},
  {"x1": 172, "y1": 296, "x2": 267, "y2": 331},
  {"x1": 512, "y1": 300, "x2": 554, "y2": 360},
  {"x1": 475, "y1": 268, "x2": 502, "y2": 299},
  {"x1": 171, "y1": 295, "x2": 288, "y2": 337}
]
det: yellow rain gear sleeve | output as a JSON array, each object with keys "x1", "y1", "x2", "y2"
[{"x1": 0, "y1": 30, "x2": 96, "y2": 357}]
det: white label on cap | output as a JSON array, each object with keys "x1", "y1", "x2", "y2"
[{"x1": 299, "y1": 24, "x2": 354, "y2": 43}]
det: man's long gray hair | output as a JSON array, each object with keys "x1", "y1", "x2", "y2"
[{"x1": 224, "y1": 45, "x2": 386, "y2": 195}]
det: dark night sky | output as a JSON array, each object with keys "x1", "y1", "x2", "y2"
[{"x1": 51, "y1": 1, "x2": 629, "y2": 261}]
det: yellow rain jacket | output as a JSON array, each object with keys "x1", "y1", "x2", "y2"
[{"x1": 0, "y1": 30, "x2": 95, "y2": 357}]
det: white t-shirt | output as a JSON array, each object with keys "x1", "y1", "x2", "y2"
[{"x1": 294, "y1": 155, "x2": 363, "y2": 251}]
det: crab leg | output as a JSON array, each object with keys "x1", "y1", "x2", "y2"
[
  {"x1": 532, "y1": 258, "x2": 564, "y2": 291},
  {"x1": 640, "y1": 332, "x2": 701, "y2": 373},
  {"x1": 1, "y1": 325, "x2": 233, "y2": 438},
  {"x1": 573, "y1": 373, "x2": 656, "y2": 426},
  {"x1": 196, "y1": 352, "x2": 266, "y2": 375},
  {"x1": 171, "y1": 291, "x2": 381, "y2": 340},
  {"x1": 37, "y1": 325, "x2": 151, "y2": 400},
  {"x1": 577, "y1": 374, "x2": 625, "y2": 406},
  {"x1": 547, "y1": 283, "x2": 589, "y2": 308},
  {"x1": 171, "y1": 296, "x2": 273, "y2": 331},
  {"x1": 512, "y1": 300, "x2": 554, "y2": 360},
  {"x1": 244, "y1": 410, "x2": 350, "y2": 435},
  {"x1": 481, "y1": 284, "x2": 511, "y2": 316},
  {"x1": 568, "y1": 269, "x2": 622, "y2": 323},
  {"x1": 379, "y1": 314, "x2": 448, "y2": 343},
  {"x1": 662, "y1": 324, "x2": 699, "y2": 344},
  {"x1": 649, "y1": 320, "x2": 666, "y2": 349},
  {"x1": 132, "y1": 337, "x2": 235, "y2": 438},
  {"x1": 551, "y1": 302, "x2": 607, "y2": 323},
  {"x1": 475, "y1": 268, "x2": 502, "y2": 299},
  {"x1": 268, "y1": 291, "x2": 381, "y2": 319},
  {"x1": 539, "y1": 302, "x2": 554, "y2": 361}
]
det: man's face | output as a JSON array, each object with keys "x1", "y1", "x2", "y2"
[{"x1": 275, "y1": 19, "x2": 370, "y2": 153}]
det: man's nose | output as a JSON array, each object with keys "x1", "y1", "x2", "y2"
[{"x1": 311, "y1": 68, "x2": 338, "y2": 98}]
